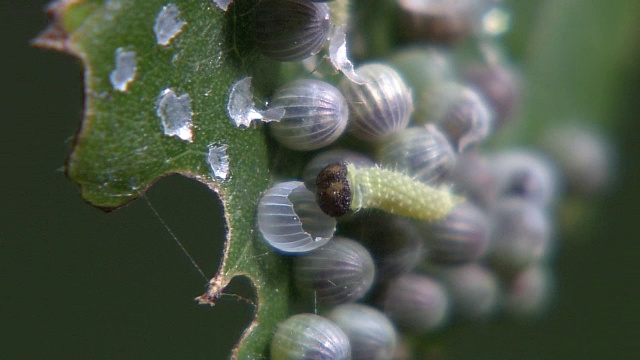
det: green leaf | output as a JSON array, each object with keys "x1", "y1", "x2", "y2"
[{"x1": 33, "y1": 0, "x2": 315, "y2": 357}]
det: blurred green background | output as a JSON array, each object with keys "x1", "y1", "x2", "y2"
[{"x1": 2, "y1": 1, "x2": 640, "y2": 359}]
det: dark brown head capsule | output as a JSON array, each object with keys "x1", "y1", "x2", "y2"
[
  {"x1": 315, "y1": 162, "x2": 351, "y2": 217},
  {"x1": 252, "y1": 0, "x2": 331, "y2": 62}
]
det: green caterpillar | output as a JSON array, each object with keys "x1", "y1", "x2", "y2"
[{"x1": 316, "y1": 162, "x2": 462, "y2": 221}]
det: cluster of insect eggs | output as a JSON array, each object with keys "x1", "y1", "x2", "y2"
[{"x1": 247, "y1": 1, "x2": 612, "y2": 359}]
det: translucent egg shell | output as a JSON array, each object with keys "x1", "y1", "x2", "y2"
[
  {"x1": 269, "y1": 79, "x2": 349, "y2": 151},
  {"x1": 379, "y1": 125, "x2": 456, "y2": 184},
  {"x1": 340, "y1": 63, "x2": 413, "y2": 142},
  {"x1": 381, "y1": 273, "x2": 449, "y2": 333},
  {"x1": 271, "y1": 313, "x2": 350, "y2": 360},
  {"x1": 252, "y1": 0, "x2": 331, "y2": 62},
  {"x1": 293, "y1": 236, "x2": 375, "y2": 305},
  {"x1": 327, "y1": 304, "x2": 398, "y2": 360},
  {"x1": 421, "y1": 202, "x2": 491, "y2": 264},
  {"x1": 257, "y1": 181, "x2": 336, "y2": 254}
]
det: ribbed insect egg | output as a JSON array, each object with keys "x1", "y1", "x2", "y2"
[
  {"x1": 490, "y1": 149, "x2": 559, "y2": 208},
  {"x1": 271, "y1": 313, "x2": 350, "y2": 360},
  {"x1": 293, "y1": 236, "x2": 375, "y2": 305},
  {"x1": 257, "y1": 181, "x2": 336, "y2": 254},
  {"x1": 427, "y1": 264, "x2": 500, "y2": 321},
  {"x1": 252, "y1": 0, "x2": 331, "y2": 62},
  {"x1": 340, "y1": 63, "x2": 413, "y2": 142},
  {"x1": 462, "y1": 63, "x2": 521, "y2": 129},
  {"x1": 436, "y1": 88, "x2": 494, "y2": 152},
  {"x1": 421, "y1": 202, "x2": 491, "y2": 264},
  {"x1": 302, "y1": 149, "x2": 374, "y2": 191},
  {"x1": 540, "y1": 124, "x2": 614, "y2": 196},
  {"x1": 379, "y1": 125, "x2": 457, "y2": 184},
  {"x1": 349, "y1": 213, "x2": 425, "y2": 280},
  {"x1": 489, "y1": 198, "x2": 553, "y2": 273},
  {"x1": 380, "y1": 273, "x2": 449, "y2": 333},
  {"x1": 327, "y1": 304, "x2": 398, "y2": 360},
  {"x1": 448, "y1": 152, "x2": 499, "y2": 209},
  {"x1": 504, "y1": 265, "x2": 554, "y2": 319},
  {"x1": 397, "y1": 0, "x2": 474, "y2": 44},
  {"x1": 419, "y1": 82, "x2": 494, "y2": 153},
  {"x1": 389, "y1": 47, "x2": 456, "y2": 120},
  {"x1": 269, "y1": 79, "x2": 349, "y2": 151}
]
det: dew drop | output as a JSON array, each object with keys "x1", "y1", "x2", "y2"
[
  {"x1": 156, "y1": 88, "x2": 194, "y2": 142},
  {"x1": 207, "y1": 144, "x2": 230, "y2": 180},
  {"x1": 109, "y1": 48, "x2": 137, "y2": 92},
  {"x1": 154, "y1": 4, "x2": 187, "y2": 46}
]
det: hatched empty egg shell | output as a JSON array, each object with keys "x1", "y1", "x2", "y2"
[{"x1": 257, "y1": 181, "x2": 336, "y2": 254}]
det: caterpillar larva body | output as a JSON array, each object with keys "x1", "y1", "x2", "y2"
[{"x1": 316, "y1": 162, "x2": 462, "y2": 221}]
